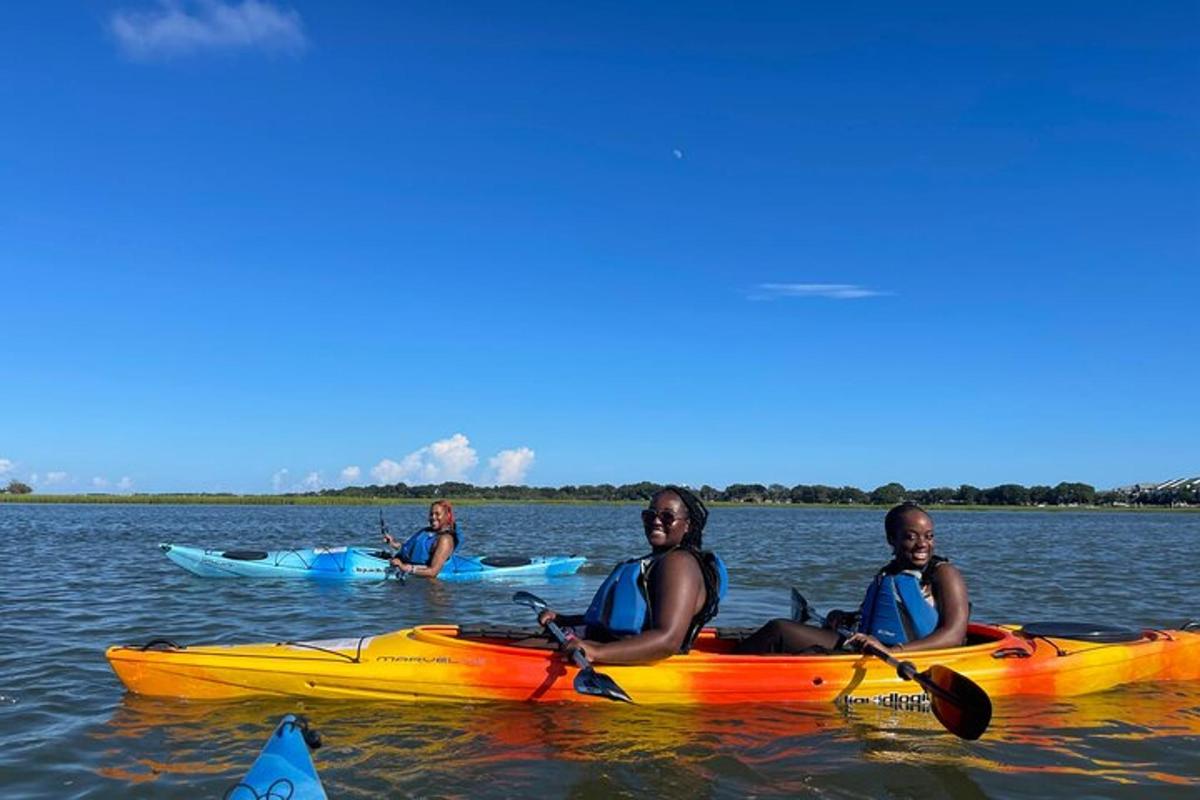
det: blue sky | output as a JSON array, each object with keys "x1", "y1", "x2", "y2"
[{"x1": 1, "y1": 2, "x2": 1196, "y2": 494}]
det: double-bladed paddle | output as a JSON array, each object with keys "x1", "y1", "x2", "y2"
[
  {"x1": 791, "y1": 588, "x2": 992, "y2": 740},
  {"x1": 512, "y1": 590, "x2": 633, "y2": 703}
]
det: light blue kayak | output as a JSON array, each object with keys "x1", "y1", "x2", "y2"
[
  {"x1": 227, "y1": 714, "x2": 326, "y2": 800},
  {"x1": 160, "y1": 543, "x2": 586, "y2": 582}
]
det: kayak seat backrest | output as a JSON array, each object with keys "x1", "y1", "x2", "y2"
[
  {"x1": 479, "y1": 556, "x2": 533, "y2": 568},
  {"x1": 221, "y1": 550, "x2": 270, "y2": 561}
]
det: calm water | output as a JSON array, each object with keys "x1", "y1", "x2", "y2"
[{"x1": 1, "y1": 504, "x2": 1197, "y2": 798}]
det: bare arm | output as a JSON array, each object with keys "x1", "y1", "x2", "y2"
[
  {"x1": 572, "y1": 551, "x2": 704, "y2": 664},
  {"x1": 418, "y1": 534, "x2": 456, "y2": 578},
  {"x1": 899, "y1": 563, "x2": 970, "y2": 652},
  {"x1": 391, "y1": 534, "x2": 455, "y2": 579},
  {"x1": 845, "y1": 564, "x2": 970, "y2": 654}
]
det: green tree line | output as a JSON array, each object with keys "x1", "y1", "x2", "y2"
[{"x1": 313, "y1": 479, "x2": 1197, "y2": 507}]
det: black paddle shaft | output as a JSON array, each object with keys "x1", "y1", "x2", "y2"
[{"x1": 511, "y1": 591, "x2": 633, "y2": 703}]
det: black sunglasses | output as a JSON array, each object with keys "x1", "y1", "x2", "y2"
[{"x1": 641, "y1": 509, "x2": 687, "y2": 526}]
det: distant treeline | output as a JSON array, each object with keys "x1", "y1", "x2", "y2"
[{"x1": 316, "y1": 480, "x2": 1197, "y2": 507}]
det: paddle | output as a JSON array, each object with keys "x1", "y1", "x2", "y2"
[
  {"x1": 791, "y1": 588, "x2": 992, "y2": 740},
  {"x1": 512, "y1": 590, "x2": 633, "y2": 703},
  {"x1": 379, "y1": 511, "x2": 408, "y2": 584}
]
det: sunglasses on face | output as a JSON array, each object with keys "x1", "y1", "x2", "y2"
[{"x1": 642, "y1": 509, "x2": 687, "y2": 527}]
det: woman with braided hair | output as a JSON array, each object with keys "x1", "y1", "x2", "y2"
[{"x1": 537, "y1": 485, "x2": 728, "y2": 664}]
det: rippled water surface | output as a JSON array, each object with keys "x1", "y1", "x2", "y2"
[{"x1": 1, "y1": 504, "x2": 1197, "y2": 798}]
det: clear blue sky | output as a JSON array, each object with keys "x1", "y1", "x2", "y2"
[{"x1": 1, "y1": 2, "x2": 1196, "y2": 494}]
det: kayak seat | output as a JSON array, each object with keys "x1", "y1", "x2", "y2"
[
  {"x1": 479, "y1": 556, "x2": 533, "y2": 568},
  {"x1": 1020, "y1": 621, "x2": 1143, "y2": 643},
  {"x1": 221, "y1": 550, "x2": 270, "y2": 561},
  {"x1": 457, "y1": 626, "x2": 540, "y2": 642}
]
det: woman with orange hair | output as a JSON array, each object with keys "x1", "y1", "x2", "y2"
[{"x1": 383, "y1": 500, "x2": 460, "y2": 578}]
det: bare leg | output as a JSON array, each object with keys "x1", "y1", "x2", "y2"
[{"x1": 732, "y1": 618, "x2": 842, "y2": 655}]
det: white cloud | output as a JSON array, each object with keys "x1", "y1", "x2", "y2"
[
  {"x1": 371, "y1": 433, "x2": 480, "y2": 485},
  {"x1": 751, "y1": 283, "x2": 887, "y2": 300},
  {"x1": 110, "y1": 0, "x2": 307, "y2": 60},
  {"x1": 271, "y1": 468, "x2": 289, "y2": 492},
  {"x1": 0, "y1": 459, "x2": 12, "y2": 474},
  {"x1": 92, "y1": 477, "x2": 110, "y2": 489},
  {"x1": 489, "y1": 447, "x2": 535, "y2": 485},
  {"x1": 370, "y1": 458, "x2": 405, "y2": 484},
  {"x1": 298, "y1": 471, "x2": 322, "y2": 491},
  {"x1": 340, "y1": 465, "x2": 361, "y2": 484},
  {"x1": 44, "y1": 471, "x2": 69, "y2": 485},
  {"x1": 117, "y1": 476, "x2": 135, "y2": 492}
]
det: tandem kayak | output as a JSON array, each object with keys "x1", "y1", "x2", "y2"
[
  {"x1": 107, "y1": 621, "x2": 1200, "y2": 706},
  {"x1": 227, "y1": 714, "x2": 326, "y2": 800},
  {"x1": 159, "y1": 543, "x2": 586, "y2": 582}
]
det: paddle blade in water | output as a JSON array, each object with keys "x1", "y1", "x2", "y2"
[
  {"x1": 574, "y1": 667, "x2": 633, "y2": 704},
  {"x1": 922, "y1": 664, "x2": 992, "y2": 740}
]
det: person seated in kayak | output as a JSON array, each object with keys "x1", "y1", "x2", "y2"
[
  {"x1": 382, "y1": 500, "x2": 459, "y2": 578},
  {"x1": 536, "y1": 485, "x2": 728, "y2": 664},
  {"x1": 734, "y1": 502, "x2": 969, "y2": 655}
]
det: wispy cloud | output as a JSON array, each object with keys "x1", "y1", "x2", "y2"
[
  {"x1": 44, "y1": 471, "x2": 69, "y2": 485},
  {"x1": 750, "y1": 283, "x2": 888, "y2": 300},
  {"x1": 92, "y1": 476, "x2": 110, "y2": 489},
  {"x1": 110, "y1": 0, "x2": 308, "y2": 60},
  {"x1": 271, "y1": 468, "x2": 289, "y2": 492},
  {"x1": 0, "y1": 458, "x2": 12, "y2": 474},
  {"x1": 117, "y1": 476, "x2": 135, "y2": 492},
  {"x1": 339, "y1": 465, "x2": 361, "y2": 484},
  {"x1": 371, "y1": 434, "x2": 479, "y2": 485},
  {"x1": 488, "y1": 447, "x2": 535, "y2": 485}
]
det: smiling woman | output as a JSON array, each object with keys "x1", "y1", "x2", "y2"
[
  {"x1": 735, "y1": 502, "x2": 971, "y2": 655},
  {"x1": 532, "y1": 486, "x2": 729, "y2": 664}
]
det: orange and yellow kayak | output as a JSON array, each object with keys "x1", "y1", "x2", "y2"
[{"x1": 106, "y1": 623, "x2": 1200, "y2": 706}]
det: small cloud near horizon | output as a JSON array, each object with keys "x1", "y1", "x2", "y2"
[
  {"x1": 0, "y1": 458, "x2": 12, "y2": 474},
  {"x1": 110, "y1": 0, "x2": 308, "y2": 60},
  {"x1": 750, "y1": 283, "x2": 888, "y2": 300},
  {"x1": 340, "y1": 465, "x2": 361, "y2": 484},
  {"x1": 489, "y1": 447, "x2": 536, "y2": 485},
  {"x1": 43, "y1": 471, "x2": 69, "y2": 486}
]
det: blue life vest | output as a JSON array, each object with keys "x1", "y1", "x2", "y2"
[
  {"x1": 583, "y1": 549, "x2": 729, "y2": 651},
  {"x1": 857, "y1": 558, "x2": 944, "y2": 646},
  {"x1": 398, "y1": 526, "x2": 460, "y2": 566}
]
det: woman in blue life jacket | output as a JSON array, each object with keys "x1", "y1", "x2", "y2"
[
  {"x1": 734, "y1": 502, "x2": 969, "y2": 655},
  {"x1": 382, "y1": 500, "x2": 459, "y2": 578},
  {"x1": 537, "y1": 485, "x2": 728, "y2": 664}
]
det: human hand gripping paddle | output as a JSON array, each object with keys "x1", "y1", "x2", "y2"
[
  {"x1": 379, "y1": 511, "x2": 408, "y2": 584},
  {"x1": 512, "y1": 590, "x2": 632, "y2": 703},
  {"x1": 792, "y1": 588, "x2": 991, "y2": 740}
]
